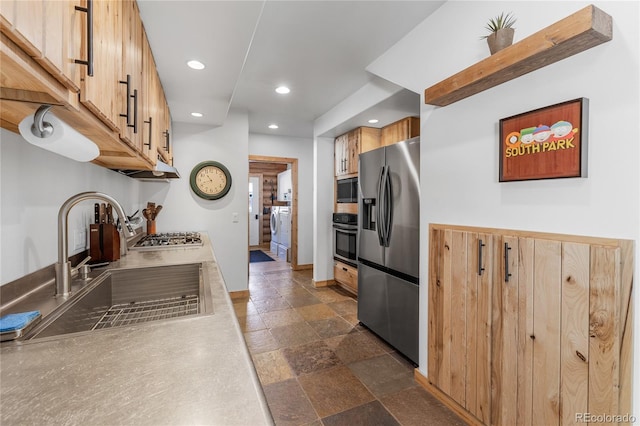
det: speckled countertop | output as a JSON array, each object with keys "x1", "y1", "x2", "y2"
[{"x1": 0, "y1": 234, "x2": 274, "y2": 426}]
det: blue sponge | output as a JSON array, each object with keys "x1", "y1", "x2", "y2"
[{"x1": 0, "y1": 311, "x2": 41, "y2": 333}]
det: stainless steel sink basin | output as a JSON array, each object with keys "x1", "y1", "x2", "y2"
[{"x1": 25, "y1": 263, "x2": 210, "y2": 340}]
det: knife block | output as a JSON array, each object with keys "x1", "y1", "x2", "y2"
[{"x1": 89, "y1": 224, "x2": 121, "y2": 263}]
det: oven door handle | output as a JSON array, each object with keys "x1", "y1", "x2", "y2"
[{"x1": 333, "y1": 225, "x2": 357, "y2": 234}]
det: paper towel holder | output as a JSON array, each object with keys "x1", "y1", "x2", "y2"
[
  {"x1": 30, "y1": 104, "x2": 55, "y2": 138},
  {"x1": 18, "y1": 104, "x2": 100, "y2": 162}
]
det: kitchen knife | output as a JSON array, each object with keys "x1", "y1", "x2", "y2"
[
  {"x1": 106, "y1": 204, "x2": 113, "y2": 224},
  {"x1": 94, "y1": 203, "x2": 100, "y2": 224},
  {"x1": 99, "y1": 203, "x2": 106, "y2": 223}
]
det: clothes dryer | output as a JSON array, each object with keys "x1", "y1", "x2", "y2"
[{"x1": 270, "y1": 207, "x2": 280, "y2": 244}]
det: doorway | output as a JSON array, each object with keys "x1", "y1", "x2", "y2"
[{"x1": 248, "y1": 155, "x2": 299, "y2": 269}]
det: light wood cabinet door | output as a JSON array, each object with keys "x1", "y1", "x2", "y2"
[
  {"x1": 79, "y1": 0, "x2": 123, "y2": 132},
  {"x1": 346, "y1": 129, "x2": 360, "y2": 175},
  {"x1": 9, "y1": 0, "x2": 43, "y2": 58},
  {"x1": 119, "y1": 0, "x2": 144, "y2": 156},
  {"x1": 381, "y1": 116, "x2": 419, "y2": 146},
  {"x1": 428, "y1": 228, "x2": 494, "y2": 424},
  {"x1": 334, "y1": 134, "x2": 347, "y2": 176}
]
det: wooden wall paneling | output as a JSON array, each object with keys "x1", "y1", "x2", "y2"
[
  {"x1": 588, "y1": 246, "x2": 620, "y2": 421},
  {"x1": 439, "y1": 228, "x2": 453, "y2": 394},
  {"x1": 516, "y1": 237, "x2": 535, "y2": 426},
  {"x1": 428, "y1": 227, "x2": 443, "y2": 386},
  {"x1": 464, "y1": 232, "x2": 479, "y2": 415},
  {"x1": 449, "y1": 231, "x2": 467, "y2": 406},
  {"x1": 475, "y1": 233, "x2": 494, "y2": 424},
  {"x1": 492, "y1": 235, "x2": 519, "y2": 426},
  {"x1": 532, "y1": 239, "x2": 562, "y2": 425},
  {"x1": 560, "y1": 243, "x2": 590, "y2": 425},
  {"x1": 618, "y1": 240, "x2": 634, "y2": 420}
]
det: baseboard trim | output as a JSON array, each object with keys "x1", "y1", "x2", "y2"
[
  {"x1": 413, "y1": 369, "x2": 482, "y2": 426},
  {"x1": 312, "y1": 279, "x2": 334, "y2": 288},
  {"x1": 229, "y1": 290, "x2": 250, "y2": 300},
  {"x1": 293, "y1": 263, "x2": 313, "y2": 271}
]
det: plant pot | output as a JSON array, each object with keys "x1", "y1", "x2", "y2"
[{"x1": 486, "y1": 27, "x2": 515, "y2": 55}]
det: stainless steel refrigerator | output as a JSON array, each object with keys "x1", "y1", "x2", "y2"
[{"x1": 358, "y1": 137, "x2": 420, "y2": 364}]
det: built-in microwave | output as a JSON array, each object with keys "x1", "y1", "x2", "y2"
[{"x1": 336, "y1": 177, "x2": 358, "y2": 203}]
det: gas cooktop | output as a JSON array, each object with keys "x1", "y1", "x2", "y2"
[{"x1": 132, "y1": 232, "x2": 203, "y2": 250}]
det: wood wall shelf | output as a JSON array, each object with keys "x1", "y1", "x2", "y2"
[{"x1": 424, "y1": 5, "x2": 612, "y2": 107}]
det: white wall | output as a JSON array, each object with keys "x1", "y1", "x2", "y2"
[
  {"x1": 369, "y1": 0, "x2": 639, "y2": 413},
  {"x1": 248, "y1": 133, "x2": 314, "y2": 266},
  {"x1": 139, "y1": 111, "x2": 249, "y2": 292},
  {"x1": 1, "y1": 129, "x2": 141, "y2": 285},
  {"x1": 313, "y1": 136, "x2": 335, "y2": 283}
]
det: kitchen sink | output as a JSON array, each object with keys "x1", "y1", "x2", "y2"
[{"x1": 24, "y1": 263, "x2": 210, "y2": 340}]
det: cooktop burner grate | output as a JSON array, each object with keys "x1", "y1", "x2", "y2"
[
  {"x1": 91, "y1": 295, "x2": 200, "y2": 330},
  {"x1": 132, "y1": 232, "x2": 203, "y2": 249}
]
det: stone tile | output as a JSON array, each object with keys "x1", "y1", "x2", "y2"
[
  {"x1": 252, "y1": 350, "x2": 294, "y2": 385},
  {"x1": 348, "y1": 355, "x2": 417, "y2": 397},
  {"x1": 380, "y1": 386, "x2": 466, "y2": 426},
  {"x1": 308, "y1": 288, "x2": 353, "y2": 304},
  {"x1": 276, "y1": 286, "x2": 312, "y2": 297},
  {"x1": 243, "y1": 329, "x2": 280, "y2": 354},
  {"x1": 281, "y1": 340, "x2": 341, "y2": 376},
  {"x1": 327, "y1": 299, "x2": 358, "y2": 317},
  {"x1": 298, "y1": 365, "x2": 375, "y2": 418},
  {"x1": 270, "y1": 322, "x2": 320, "y2": 348},
  {"x1": 360, "y1": 330, "x2": 396, "y2": 353},
  {"x1": 325, "y1": 332, "x2": 387, "y2": 365},
  {"x1": 233, "y1": 299, "x2": 258, "y2": 317},
  {"x1": 321, "y1": 400, "x2": 400, "y2": 426},
  {"x1": 307, "y1": 317, "x2": 355, "y2": 339},
  {"x1": 252, "y1": 296, "x2": 292, "y2": 314},
  {"x1": 249, "y1": 286, "x2": 283, "y2": 301},
  {"x1": 236, "y1": 314, "x2": 267, "y2": 332},
  {"x1": 260, "y1": 309, "x2": 305, "y2": 328},
  {"x1": 341, "y1": 313, "x2": 360, "y2": 326},
  {"x1": 263, "y1": 379, "x2": 318, "y2": 426},
  {"x1": 295, "y1": 304, "x2": 338, "y2": 322},
  {"x1": 282, "y1": 292, "x2": 322, "y2": 308}
]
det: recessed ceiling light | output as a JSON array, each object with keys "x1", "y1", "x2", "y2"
[
  {"x1": 191, "y1": 112, "x2": 203, "y2": 118},
  {"x1": 268, "y1": 124, "x2": 279, "y2": 129},
  {"x1": 187, "y1": 60, "x2": 205, "y2": 70},
  {"x1": 275, "y1": 86, "x2": 290, "y2": 94},
  {"x1": 368, "y1": 119, "x2": 379, "y2": 124}
]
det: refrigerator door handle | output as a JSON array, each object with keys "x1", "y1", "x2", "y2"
[
  {"x1": 376, "y1": 166, "x2": 386, "y2": 246},
  {"x1": 384, "y1": 165, "x2": 393, "y2": 247}
]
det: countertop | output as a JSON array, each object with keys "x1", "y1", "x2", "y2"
[{"x1": 0, "y1": 234, "x2": 274, "y2": 426}]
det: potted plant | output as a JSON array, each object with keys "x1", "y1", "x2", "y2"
[{"x1": 481, "y1": 12, "x2": 516, "y2": 55}]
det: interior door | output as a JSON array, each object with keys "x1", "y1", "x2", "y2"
[{"x1": 249, "y1": 176, "x2": 260, "y2": 246}]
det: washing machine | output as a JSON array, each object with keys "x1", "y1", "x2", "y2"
[{"x1": 270, "y1": 207, "x2": 280, "y2": 245}]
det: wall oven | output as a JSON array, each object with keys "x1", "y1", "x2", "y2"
[{"x1": 332, "y1": 213, "x2": 357, "y2": 267}]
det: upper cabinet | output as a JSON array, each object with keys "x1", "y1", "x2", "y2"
[
  {"x1": 381, "y1": 116, "x2": 419, "y2": 146},
  {"x1": 334, "y1": 127, "x2": 380, "y2": 177},
  {"x1": 0, "y1": 0, "x2": 171, "y2": 171}
]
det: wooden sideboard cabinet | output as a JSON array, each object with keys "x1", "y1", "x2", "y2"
[{"x1": 428, "y1": 224, "x2": 633, "y2": 426}]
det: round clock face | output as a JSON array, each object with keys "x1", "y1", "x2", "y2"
[{"x1": 190, "y1": 161, "x2": 232, "y2": 200}]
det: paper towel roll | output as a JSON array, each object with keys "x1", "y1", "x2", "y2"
[{"x1": 18, "y1": 111, "x2": 100, "y2": 162}]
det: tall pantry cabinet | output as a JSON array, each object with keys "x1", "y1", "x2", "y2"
[{"x1": 428, "y1": 224, "x2": 633, "y2": 426}]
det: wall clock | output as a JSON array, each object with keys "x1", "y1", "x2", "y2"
[{"x1": 189, "y1": 161, "x2": 232, "y2": 200}]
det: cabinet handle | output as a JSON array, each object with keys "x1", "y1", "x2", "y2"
[
  {"x1": 143, "y1": 116, "x2": 152, "y2": 149},
  {"x1": 74, "y1": 0, "x2": 94, "y2": 77},
  {"x1": 163, "y1": 130, "x2": 170, "y2": 151},
  {"x1": 131, "y1": 89, "x2": 138, "y2": 134},
  {"x1": 504, "y1": 242, "x2": 512, "y2": 282},
  {"x1": 477, "y1": 239, "x2": 485, "y2": 276},
  {"x1": 119, "y1": 75, "x2": 132, "y2": 126}
]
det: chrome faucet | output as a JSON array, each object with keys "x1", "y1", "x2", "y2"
[{"x1": 56, "y1": 192, "x2": 135, "y2": 296}]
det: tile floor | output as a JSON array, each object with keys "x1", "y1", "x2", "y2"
[{"x1": 235, "y1": 247, "x2": 465, "y2": 426}]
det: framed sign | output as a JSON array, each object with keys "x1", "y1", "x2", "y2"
[{"x1": 499, "y1": 98, "x2": 588, "y2": 182}]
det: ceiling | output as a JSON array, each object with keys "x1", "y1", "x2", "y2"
[{"x1": 137, "y1": 1, "x2": 443, "y2": 139}]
